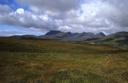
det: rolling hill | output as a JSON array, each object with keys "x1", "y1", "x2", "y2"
[
  {"x1": 80, "y1": 32, "x2": 128, "y2": 49},
  {"x1": 0, "y1": 37, "x2": 128, "y2": 83}
]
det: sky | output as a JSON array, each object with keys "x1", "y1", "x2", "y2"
[{"x1": 0, "y1": 0, "x2": 128, "y2": 36}]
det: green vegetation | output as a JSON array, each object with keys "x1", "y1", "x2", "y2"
[
  {"x1": 80, "y1": 32, "x2": 128, "y2": 50},
  {"x1": 0, "y1": 37, "x2": 128, "y2": 83}
]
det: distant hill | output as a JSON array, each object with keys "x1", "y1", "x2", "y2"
[
  {"x1": 80, "y1": 32, "x2": 128, "y2": 49},
  {"x1": 10, "y1": 35, "x2": 38, "y2": 38},
  {"x1": 41, "y1": 30, "x2": 106, "y2": 42}
]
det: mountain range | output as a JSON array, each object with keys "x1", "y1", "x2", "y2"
[
  {"x1": 10, "y1": 30, "x2": 128, "y2": 49},
  {"x1": 40, "y1": 30, "x2": 106, "y2": 42}
]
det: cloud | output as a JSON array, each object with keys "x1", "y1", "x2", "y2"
[
  {"x1": 0, "y1": 28, "x2": 43, "y2": 36},
  {"x1": 0, "y1": 0, "x2": 128, "y2": 35},
  {"x1": 0, "y1": 7, "x2": 57, "y2": 31},
  {"x1": 16, "y1": 0, "x2": 80, "y2": 12},
  {"x1": 100, "y1": 0, "x2": 128, "y2": 27},
  {"x1": 0, "y1": 4, "x2": 10, "y2": 13}
]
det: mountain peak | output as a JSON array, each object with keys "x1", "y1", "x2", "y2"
[
  {"x1": 42, "y1": 30, "x2": 107, "y2": 42},
  {"x1": 97, "y1": 32, "x2": 106, "y2": 37},
  {"x1": 45, "y1": 30, "x2": 62, "y2": 35}
]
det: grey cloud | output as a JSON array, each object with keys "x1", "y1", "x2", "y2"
[
  {"x1": 0, "y1": 8, "x2": 58, "y2": 31},
  {"x1": 0, "y1": 4, "x2": 10, "y2": 13},
  {"x1": 0, "y1": 30, "x2": 24, "y2": 36},
  {"x1": 16, "y1": 0, "x2": 80, "y2": 12},
  {"x1": 0, "y1": 29, "x2": 43, "y2": 36},
  {"x1": 1, "y1": 0, "x2": 128, "y2": 34},
  {"x1": 101, "y1": 0, "x2": 128, "y2": 27}
]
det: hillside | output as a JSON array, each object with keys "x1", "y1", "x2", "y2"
[
  {"x1": 80, "y1": 32, "x2": 128, "y2": 49},
  {"x1": 0, "y1": 37, "x2": 128, "y2": 83}
]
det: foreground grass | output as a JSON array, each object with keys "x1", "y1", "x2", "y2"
[{"x1": 0, "y1": 37, "x2": 128, "y2": 83}]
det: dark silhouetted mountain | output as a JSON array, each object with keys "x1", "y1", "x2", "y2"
[
  {"x1": 41, "y1": 30, "x2": 106, "y2": 42},
  {"x1": 45, "y1": 30, "x2": 62, "y2": 35},
  {"x1": 98, "y1": 32, "x2": 106, "y2": 36},
  {"x1": 40, "y1": 30, "x2": 65, "y2": 40}
]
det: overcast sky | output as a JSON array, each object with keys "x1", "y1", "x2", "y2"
[{"x1": 0, "y1": 0, "x2": 128, "y2": 36}]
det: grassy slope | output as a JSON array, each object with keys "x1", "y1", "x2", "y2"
[
  {"x1": 80, "y1": 32, "x2": 128, "y2": 50},
  {"x1": 0, "y1": 37, "x2": 128, "y2": 83}
]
